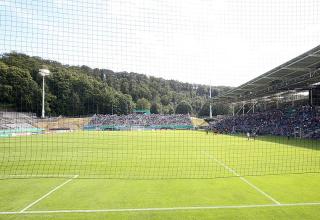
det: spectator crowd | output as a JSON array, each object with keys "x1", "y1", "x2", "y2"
[
  {"x1": 210, "y1": 105, "x2": 320, "y2": 139},
  {"x1": 88, "y1": 114, "x2": 192, "y2": 127}
]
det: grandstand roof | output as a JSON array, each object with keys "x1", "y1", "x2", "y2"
[{"x1": 216, "y1": 45, "x2": 320, "y2": 103}]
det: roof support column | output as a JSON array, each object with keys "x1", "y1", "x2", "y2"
[
  {"x1": 292, "y1": 93, "x2": 295, "y2": 107},
  {"x1": 232, "y1": 104, "x2": 235, "y2": 116},
  {"x1": 246, "y1": 100, "x2": 256, "y2": 114},
  {"x1": 252, "y1": 100, "x2": 255, "y2": 113},
  {"x1": 242, "y1": 101, "x2": 245, "y2": 116}
]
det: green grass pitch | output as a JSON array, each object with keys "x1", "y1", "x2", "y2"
[{"x1": 0, "y1": 130, "x2": 320, "y2": 219}]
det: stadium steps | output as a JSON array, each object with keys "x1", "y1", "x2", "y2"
[{"x1": 0, "y1": 112, "x2": 35, "y2": 130}]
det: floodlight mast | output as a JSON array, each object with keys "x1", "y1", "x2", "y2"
[
  {"x1": 209, "y1": 86, "x2": 212, "y2": 118},
  {"x1": 39, "y1": 69, "x2": 50, "y2": 118}
]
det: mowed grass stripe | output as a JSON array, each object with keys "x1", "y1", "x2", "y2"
[
  {"x1": 1, "y1": 131, "x2": 320, "y2": 219},
  {"x1": 0, "y1": 130, "x2": 319, "y2": 178}
]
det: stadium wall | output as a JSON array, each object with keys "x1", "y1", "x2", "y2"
[{"x1": 0, "y1": 128, "x2": 44, "y2": 137}]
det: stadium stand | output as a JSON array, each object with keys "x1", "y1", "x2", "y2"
[
  {"x1": 0, "y1": 112, "x2": 43, "y2": 137},
  {"x1": 210, "y1": 105, "x2": 320, "y2": 139},
  {"x1": 0, "y1": 112, "x2": 35, "y2": 129},
  {"x1": 216, "y1": 45, "x2": 320, "y2": 103},
  {"x1": 211, "y1": 45, "x2": 320, "y2": 140},
  {"x1": 85, "y1": 114, "x2": 193, "y2": 130}
]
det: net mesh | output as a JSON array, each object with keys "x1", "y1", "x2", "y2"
[{"x1": 1, "y1": 0, "x2": 320, "y2": 179}]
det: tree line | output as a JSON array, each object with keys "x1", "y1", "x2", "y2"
[{"x1": 0, "y1": 52, "x2": 232, "y2": 117}]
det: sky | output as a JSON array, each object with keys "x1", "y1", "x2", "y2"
[{"x1": 1, "y1": 0, "x2": 320, "y2": 86}]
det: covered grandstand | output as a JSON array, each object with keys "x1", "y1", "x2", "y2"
[
  {"x1": 213, "y1": 45, "x2": 320, "y2": 139},
  {"x1": 216, "y1": 45, "x2": 320, "y2": 106}
]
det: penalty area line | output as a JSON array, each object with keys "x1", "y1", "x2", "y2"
[
  {"x1": 205, "y1": 153, "x2": 281, "y2": 205},
  {"x1": 1, "y1": 202, "x2": 320, "y2": 215},
  {"x1": 19, "y1": 175, "x2": 79, "y2": 213}
]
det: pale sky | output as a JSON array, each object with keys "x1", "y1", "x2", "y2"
[{"x1": 1, "y1": 0, "x2": 320, "y2": 86}]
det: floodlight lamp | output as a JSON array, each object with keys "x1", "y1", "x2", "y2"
[{"x1": 39, "y1": 69, "x2": 50, "y2": 77}]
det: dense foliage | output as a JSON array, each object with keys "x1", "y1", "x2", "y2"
[
  {"x1": 175, "y1": 101, "x2": 193, "y2": 114},
  {"x1": 0, "y1": 53, "x2": 232, "y2": 116}
]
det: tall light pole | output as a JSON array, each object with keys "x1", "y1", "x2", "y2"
[
  {"x1": 209, "y1": 86, "x2": 212, "y2": 118},
  {"x1": 39, "y1": 69, "x2": 50, "y2": 118}
]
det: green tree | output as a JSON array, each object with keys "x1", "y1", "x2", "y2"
[
  {"x1": 150, "y1": 103, "x2": 162, "y2": 114},
  {"x1": 136, "y1": 98, "x2": 151, "y2": 110},
  {"x1": 162, "y1": 105, "x2": 175, "y2": 114},
  {"x1": 0, "y1": 53, "x2": 233, "y2": 116},
  {"x1": 199, "y1": 102, "x2": 230, "y2": 117},
  {"x1": 114, "y1": 94, "x2": 135, "y2": 115},
  {"x1": 160, "y1": 95, "x2": 170, "y2": 105},
  {"x1": 2, "y1": 66, "x2": 41, "y2": 113},
  {"x1": 0, "y1": 61, "x2": 13, "y2": 104},
  {"x1": 175, "y1": 101, "x2": 192, "y2": 114},
  {"x1": 211, "y1": 102, "x2": 230, "y2": 116},
  {"x1": 191, "y1": 97, "x2": 204, "y2": 115}
]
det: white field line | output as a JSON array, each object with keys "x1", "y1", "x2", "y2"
[
  {"x1": 1, "y1": 202, "x2": 320, "y2": 215},
  {"x1": 0, "y1": 174, "x2": 77, "y2": 179},
  {"x1": 206, "y1": 154, "x2": 281, "y2": 205},
  {"x1": 19, "y1": 175, "x2": 79, "y2": 213}
]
